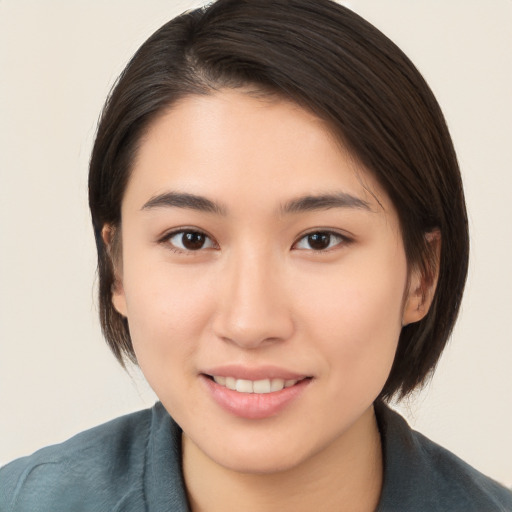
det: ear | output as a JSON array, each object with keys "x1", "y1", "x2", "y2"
[
  {"x1": 402, "y1": 230, "x2": 441, "y2": 326},
  {"x1": 101, "y1": 224, "x2": 127, "y2": 317}
]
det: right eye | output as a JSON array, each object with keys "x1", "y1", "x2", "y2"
[
  {"x1": 164, "y1": 230, "x2": 216, "y2": 253},
  {"x1": 293, "y1": 231, "x2": 349, "y2": 252}
]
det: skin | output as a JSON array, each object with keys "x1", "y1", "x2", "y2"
[{"x1": 107, "y1": 89, "x2": 432, "y2": 511}]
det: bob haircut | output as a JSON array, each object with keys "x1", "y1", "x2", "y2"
[{"x1": 89, "y1": 0, "x2": 469, "y2": 401}]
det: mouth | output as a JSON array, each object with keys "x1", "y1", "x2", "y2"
[
  {"x1": 206, "y1": 375, "x2": 309, "y2": 394},
  {"x1": 202, "y1": 373, "x2": 312, "y2": 419},
  {"x1": 200, "y1": 364, "x2": 313, "y2": 418}
]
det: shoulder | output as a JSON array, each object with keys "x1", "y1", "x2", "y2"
[
  {"x1": 376, "y1": 401, "x2": 512, "y2": 512},
  {"x1": 0, "y1": 404, "x2": 175, "y2": 512}
]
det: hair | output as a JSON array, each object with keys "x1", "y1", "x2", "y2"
[{"x1": 88, "y1": 0, "x2": 469, "y2": 401}]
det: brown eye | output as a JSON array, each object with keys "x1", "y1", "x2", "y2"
[
  {"x1": 307, "y1": 233, "x2": 331, "y2": 250},
  {"x1": 294, "y1": 231, "x2": 347, "y2": 251},
  {"x1": 167, "y1": 230, "x2": 215, "y2": 252},
  {"x1": 182, "y1": 232, "x2": 206, "y2": 250}
]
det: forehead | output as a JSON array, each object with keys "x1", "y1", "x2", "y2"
[{"x1": 125, "y1": 89, "x2": 391, "y2": 215}]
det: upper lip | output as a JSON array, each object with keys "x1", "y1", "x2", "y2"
[{"x1": 201, "y1": 364, "x2": 310, "y2": 381}]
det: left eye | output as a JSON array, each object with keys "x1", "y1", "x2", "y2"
[
  {"x1": 294, "y1": 231, "x2": 346, "y2": 251},
  {"x1": 166, "y1": 230, "x2": 216, "y2": 252}
]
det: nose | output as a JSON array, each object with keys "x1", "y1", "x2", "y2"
[{"x1": 212, "y1": 249, "x2": 295, "y2": 349}]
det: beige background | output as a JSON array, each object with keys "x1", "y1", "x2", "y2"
[{"x1": 1, "y1": 0, "x2": 511, "y2": 486}]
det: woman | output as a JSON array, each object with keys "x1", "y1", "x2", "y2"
[{"x1": 1, "y1": 0, "x2": 511, "y2": 510}]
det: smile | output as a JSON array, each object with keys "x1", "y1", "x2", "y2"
[
  {"x1": 211, "y1": 376, "x2": 301, "y2": 394},
  {"x1": 203, "y1": 373, "x2": 312, "y2": 419}
]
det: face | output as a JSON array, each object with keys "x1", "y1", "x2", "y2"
[{"x1": 110, "y1": 89, "x2": 425, "y2": 474}]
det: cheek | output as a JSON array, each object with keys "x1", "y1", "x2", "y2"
[
  {"x1": 295, "y1": 251, "x2": 406, "y2": 385},
  {"x1": 121, "y1": 257, "x2": 216, "y2": 376}
]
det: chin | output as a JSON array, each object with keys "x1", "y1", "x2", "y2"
[
  {"x1": 212, "y1": 445, "x2": 308, "y2": 475},
  {"x1": 190, "y1": 423, "x2": 320, "y2": 476}
]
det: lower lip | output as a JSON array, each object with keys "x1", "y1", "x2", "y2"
[{"x1": 201, "y1": 376, "x2": 311, "y2": 420}]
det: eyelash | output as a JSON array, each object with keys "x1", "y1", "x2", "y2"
[
  {"x1": 293, "y1": 230, "x2": 352, "y2": 252},
  {"x1": 160, "y1": 229, "x2": 351, "y2": 254},
  {"x1": 160, "y1": 228, "x2": 218, "y2": 255}
]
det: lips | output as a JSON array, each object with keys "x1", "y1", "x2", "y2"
[
  {"x1": 202, "y1": 364, "x2": 308, "y2": 382},
  {"x1": 200, "y1": 366, "x2": 312, "y2": 419}
]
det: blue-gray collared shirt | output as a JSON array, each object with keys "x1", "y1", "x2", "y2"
[{"x1": 1, "y1": 401, "x2": 511, "y2": 511}]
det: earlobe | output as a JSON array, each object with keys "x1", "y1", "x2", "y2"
[
  {"x1": 112, "y1": 287, "x2": 128, "y2": 318},
  {"x1": 402, "y1": 276, "x2": 429, "y2": 326},
  {"x1": 402, "y1": 230, "x2": 441, "y2": 326},
  {"x1": 101, "y1": 224, "x2": 127, "y2": 317}
]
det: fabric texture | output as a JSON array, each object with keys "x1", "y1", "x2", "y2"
[{"x1": 1, "y1": 401, "x2": 511, "y2": 511}]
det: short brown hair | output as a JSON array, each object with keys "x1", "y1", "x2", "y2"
[{"x1": 88, "y1": 0, "x2": 469, "y2": 400}]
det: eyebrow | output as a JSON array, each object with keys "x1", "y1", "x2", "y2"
[
  {"x1": 280, "y1": 192, "x2": 371, "y2": 214},
  {"x1": 142, "y1": 192, "x2": 227, "y2": 215},
  {"x1": 141, "y1": 190, "x2": 371, "y2": 216}
]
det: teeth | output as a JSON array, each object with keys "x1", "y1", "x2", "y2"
[
  {"x1": 270, "y1": 378, "x2": 285, "y2": 392},
  {"x1": 214, "y1": 375, "x2": 226, "y2": 386},
  {"x1": 212, "y1": 376, "x2": 300, "y2": 393},
  {"x1": 225, "y1": 377, "x2": 236, "y2": 390},
  {"x1": 253, "y1": 379, "x2": 271, "y2": 394},
  {"x1": 235, "y1": 379, "x2": 253, "y2": 393}
]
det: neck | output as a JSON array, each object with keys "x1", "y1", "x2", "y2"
[{"x1": 182, "y1": 405, "x2": 383, "y2": 512}]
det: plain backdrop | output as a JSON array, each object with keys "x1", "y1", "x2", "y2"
[{"x1": 1, "y1": 0, "x2": 511, "y2": 487}]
